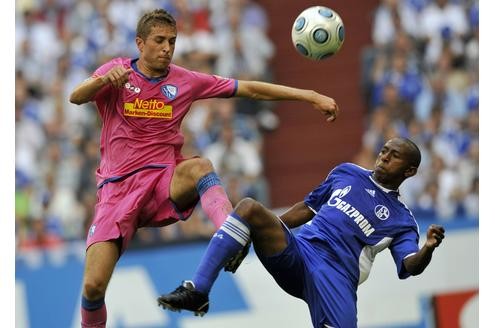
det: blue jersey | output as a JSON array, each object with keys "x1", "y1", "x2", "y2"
[{"x1": 300, "y1": 162, "x2": 420, "y2": 286}]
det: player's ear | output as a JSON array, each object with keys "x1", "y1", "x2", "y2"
[
  {"x1": 136, "y1": 37, "x2": 144, "y2": 52},
  {"x1": 404, "y1": 166, "x2": 417, "y2": 178}
]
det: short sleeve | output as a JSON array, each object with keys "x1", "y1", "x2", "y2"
[
  {"x1": 189, "y1": 71, "x2": 237, "y2": 100},
  {"x1": 389, "y1": 227, "x2": 420, "y2": 279}
]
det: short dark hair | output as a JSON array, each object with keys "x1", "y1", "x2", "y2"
[
  {"x1": 136, "y1": 9, "x2": 176, "y2": 40},
  {"x1": 399, "y1": 137, "x2": 421, "y2": 168}
]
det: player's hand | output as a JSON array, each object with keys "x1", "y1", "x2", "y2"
[
  {"x1": 425, "y1": 224, "x2": 445, "y2": 249},
  {"x1": 102, "y1": 65, "x2": 133, "y2": 88},
  {"x1": 312, "y1": 93, "x2": 339, "y2": 122}
]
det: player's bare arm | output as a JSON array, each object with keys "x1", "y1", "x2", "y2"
[
  {"x1": 403, "y1": 224, "x2": 445, "y2": 276},
  {"x1": 69, "y1": 65, "x2": 133, "y2": 105},
  {"x1": 279, "y1": 201, "x2": 315, "y2": 229},
  {"x1": 236, "y1": 80, "x2": 339, "y2": 122}
]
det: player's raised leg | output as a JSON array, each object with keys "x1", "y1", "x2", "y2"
[
  {"x1": 157, "y1": 198, "x2": 287, "y2": 315},
  {"x1": 81, "y1": 241, "x2": 120, "y2": 328},
  {"x1": 171, "y1": 158, "x2": 232, "y2": 229}
]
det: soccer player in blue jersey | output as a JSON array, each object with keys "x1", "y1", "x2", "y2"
[{"x1": 158, "y1": 137, "x2": 445, "y2": 327}]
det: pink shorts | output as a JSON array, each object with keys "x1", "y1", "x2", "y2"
[{"x1": 86, "y1": 166, "x2": 196, "y2": 252}]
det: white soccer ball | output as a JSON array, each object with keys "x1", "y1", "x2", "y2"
[{"x1": 291, "y1": 6, "x2": 345, "y2": 60}]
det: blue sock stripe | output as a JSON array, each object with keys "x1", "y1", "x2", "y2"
[
  {"x1": 81, "y1": 296, "x2": 105, "y2": 311},
  {"x1": 224, "y1": 215, "x2": 250, "y2": 239},
  {"x1": 221, "y1": 225, "x2": 249, "y2": 245},
  {"x1": 220, "y1": 216, "x2": 250, "y2": 246},
  {"x1": 219, "y1": 225, "x2": 249, "y2": 245},
  {"x1": 226, "y1": 215, "x2": 250, "y2": 234},
  {"x1": 229, "y1": 212, "x2": 250, "y2": 227},
  {"x1": 223, "y1": 220, "x2": 250, "y2": 241},
  {"x1": 196, "y1": 172, "x2": 222, "y2": 196}
]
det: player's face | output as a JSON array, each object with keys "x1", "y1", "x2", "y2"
[
  {"x1": 137, "y1": 24, "x2": 176, "y2": 75},
  {"x1": 373, "y1": 139, "x2": 416, "y2": 187}
]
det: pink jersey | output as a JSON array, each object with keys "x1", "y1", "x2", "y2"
[{"x1": 91, "y1": 57, "x2": 237, "y2": 185}]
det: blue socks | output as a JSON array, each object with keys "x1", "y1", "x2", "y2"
[
  {"x1": 81, "y1": 296, "x2": 105, "y2": 311},
  {"x1": 192, "y1": 213, "x2": 250, "y2": 294},
  {"x1": 196, "y1": 172, "x2": 222, "y2": 196}
]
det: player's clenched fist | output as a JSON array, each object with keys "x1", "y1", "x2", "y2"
[
  {"x1": 426, "y1": 224, "x2": 445, "y2": 249},
  {"x1": 312, "y1": 93, "x2": 339, "y2": 123},
  {"x1": 102, "y1": 65, "x2": 133, "y2": 88}
]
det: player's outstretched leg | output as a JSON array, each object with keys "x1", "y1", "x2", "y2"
[
  {"x1": 158, "y1": 212, "x2": 250, "y2": 315},
  {"x1": 157, "y1": 280, "x2": 209, "y2": 317},
  {"x1": 195, "y1": 170, "x2": 253, "y2": 273}
]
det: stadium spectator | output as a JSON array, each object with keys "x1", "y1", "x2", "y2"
[
  {"x1": 418, "y1": 0, "x2": 469, "y2": 68},
  {"x1": 18, "y1": 217, "x2": 64, "y2": 251},
  {"x1": 203, "y1": 123, "x2": 268, "y2": 205},
  {"x1": 372, "y1": 0, "x2": 420, "y2": 46}
]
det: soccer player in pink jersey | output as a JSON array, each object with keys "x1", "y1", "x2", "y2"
[{"x1": 69, "y1": 9, "x2": 339, "y2": 328}]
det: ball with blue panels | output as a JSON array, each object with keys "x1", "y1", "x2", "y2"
[{"x1": 291, "y1": 6, "x2": 345, "y2": 60}]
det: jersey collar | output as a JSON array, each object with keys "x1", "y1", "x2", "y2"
[
  {"x1": 131, "y1": 58, "x2": 169, "y2": 83},
  {"x1": 368, "y1": 175, "x2": 400, "y2": 196}
]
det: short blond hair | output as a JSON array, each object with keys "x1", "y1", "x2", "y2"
[{"x1": 136, "y1": 9, "x2": 176, "y2": 40}]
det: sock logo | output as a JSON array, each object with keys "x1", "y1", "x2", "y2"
[{"x1": 213, "y1": 232, "x2": 224, "y2": 239}]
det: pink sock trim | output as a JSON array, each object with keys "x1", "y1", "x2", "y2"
[
  {"x1": 200, "y1": 185, "x2": 233, "y2": 228},
  {"x1": 81, "y1": 304, "x2": 107, "y2": 328}
]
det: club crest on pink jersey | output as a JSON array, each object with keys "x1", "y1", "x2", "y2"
[{"x1": 161, "y1": 84, "x2": 178, "y2": 100}]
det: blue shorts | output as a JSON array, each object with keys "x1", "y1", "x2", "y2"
[{"x1": 257, "y1": 225, "x2": 358, "y2": 328}]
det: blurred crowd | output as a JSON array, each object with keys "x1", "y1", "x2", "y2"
[
  {"x1": 355, "y1": 0, "x2": 479, "y2": 220},
  {"x1": 15, "y1": 0, "x2": 276, "y2": 251},
  {"x1": 15, "y1": 0, "x2": 478, "y2": 252}
]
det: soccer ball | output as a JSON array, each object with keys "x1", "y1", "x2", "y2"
[{"x1": 291, "y1": 6, "x2": 345, "y2": 60}]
